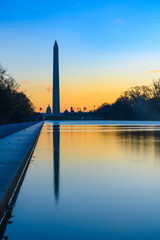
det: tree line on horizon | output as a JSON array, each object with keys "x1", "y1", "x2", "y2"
[
  {"x1": 1, "y1": 63, "x2": 160, "y2": 123},
  {"x1": 0, "y1": 65, "x2": 34, "y2": 124},
  {"x1": 95, "y1": 80, "x2": 160, "y2": 120}
]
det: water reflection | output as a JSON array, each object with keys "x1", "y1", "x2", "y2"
[
  {"x1": 4, "y1": 122, "x2": 160, "y2": 240},
  {"x1": 53, "y1": 124, "x2": 60, "y2": 202},
  {"x1": 114, "y1": 127, "x2": 160, "y2": 164}
]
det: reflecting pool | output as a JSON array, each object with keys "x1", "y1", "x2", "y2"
[{"x1": 4, "y1": 121, "x2": 160, "y2": 239}]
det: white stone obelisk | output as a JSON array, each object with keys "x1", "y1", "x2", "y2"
[{"x1": 53, "y1": 41, "x2": 60, "y2": 115}]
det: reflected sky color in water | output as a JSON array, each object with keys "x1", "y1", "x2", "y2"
[{"x1": 4, "y1": 121, "x2": 160, "y2": 240}]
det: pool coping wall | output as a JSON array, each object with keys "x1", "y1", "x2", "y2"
[{"x1": 0, "y1": 121, "x2": 44, "y2": 225}]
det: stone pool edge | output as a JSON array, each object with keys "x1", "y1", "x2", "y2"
[{"x1": 0, "y1": 121, "x2": 44, "y2": 224}]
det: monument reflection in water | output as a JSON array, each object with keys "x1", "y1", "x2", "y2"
[
  {"x1": 53, "y1": 124, "x2": 60, "y2": 201},
  {"x1": 4, "y1": 122, "x2": 160, "y2": 240}
]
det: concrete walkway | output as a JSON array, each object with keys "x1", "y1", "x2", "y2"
[
  {"x1": 0, "y1": 121, "x2": 41, "y2": 139},
  {"x1": 0, "y1": 121, "x2": 44, "y2": 222}
]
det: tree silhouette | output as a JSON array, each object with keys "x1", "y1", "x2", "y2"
[
  {"x1": 0, "y1": 65, "x2": 34, "y2": 124},
  {"x1": 95, "y1": 79, "x2": 160, "y2": 120}
]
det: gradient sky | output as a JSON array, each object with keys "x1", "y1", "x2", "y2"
[{"x1": 1, "y1": 0, "x2": 160, "y2": 112}]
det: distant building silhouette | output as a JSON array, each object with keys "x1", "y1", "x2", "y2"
[
  {"x1": 53, "y1": 41, "x2": 60, "y2": 115},
  {"x1": 70, "y1": 107, "x2": 74, "y2": 113},
  {"x1": 46, "y1": 104, "x2": 51, "y2": 114},
  {"x1": 64, "y1": 109, "x2": 69, "y2": 115}
]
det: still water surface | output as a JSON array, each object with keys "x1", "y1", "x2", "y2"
[{"x1": 4, "y1": 121, "x2": 160, "y2": 239}]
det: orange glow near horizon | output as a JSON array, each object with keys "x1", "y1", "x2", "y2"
[
  {"x1": 19, "y1": 66, "x2": 160, "y2": 113},
  {"x1": 20, "y1": 78, "x2": 132, "y2": 113}
]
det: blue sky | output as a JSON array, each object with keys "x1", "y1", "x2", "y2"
[{"x1": 1, "y1": 0, "x2": 160, "y2": 111}]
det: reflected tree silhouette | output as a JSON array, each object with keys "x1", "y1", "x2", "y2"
[{"x1": 115, "y1": 126, "x2": 160, "y2": 164}]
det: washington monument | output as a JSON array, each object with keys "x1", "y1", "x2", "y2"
[{"x1": 53, "y1": 41, "x2": 60, "y2": 115}]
